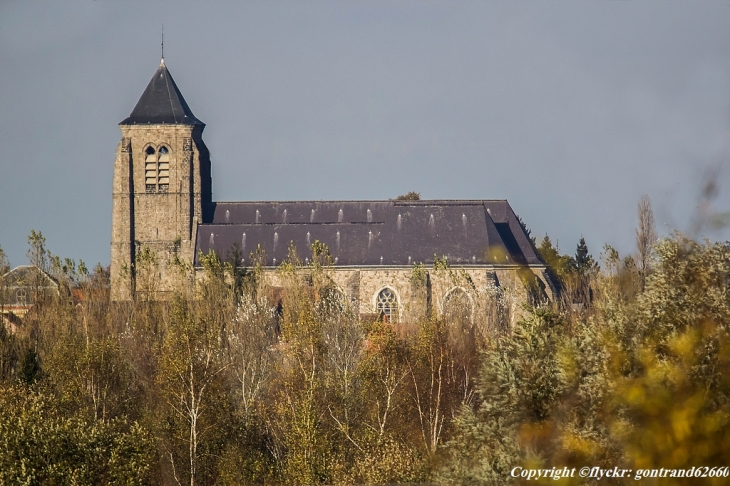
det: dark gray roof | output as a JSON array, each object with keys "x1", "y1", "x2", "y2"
[
  {"x1": 195, "y1": 200, "x2": 543, "y2": 267},
  {"x1": 2, "y1": 265, "x2": 58, "y2": 288},
  {"x1": 120, "y1": 61, "x2": 203, "y2": 126}
]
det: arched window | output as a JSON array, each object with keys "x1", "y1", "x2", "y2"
[
  {"x1": 16, "y1": 289, "x2": 27, "y2": 306},
  {"x1": 442, "y1": 288, "x2": 472, "y2": 325},
  {"x1": 145, "y1": 146, "x2": 157, "y2": 192},
  {"x1": 376, "y1": 288, "x2": 398, "y2": 323},
  {"x1": 144, "y1": 145, "x2": 171, "y2": 193},
  {"x1": 442, "y1": 288, "x2": 475, "y2": 353},
  {"x1": 157, "y1": 146, "x2": 170, "y2": 192}
]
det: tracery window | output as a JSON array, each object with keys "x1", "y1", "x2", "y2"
[
  {"x1": 376, "y1": 288, "x2": 398, "y2": 323},
  {"x1": 144, "y1": 145, "x2": 171, "y2": 193}
]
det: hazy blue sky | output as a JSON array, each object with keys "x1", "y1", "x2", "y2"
[{"x1": 2, "y1": 1, "x2": 730, "y2": 268}]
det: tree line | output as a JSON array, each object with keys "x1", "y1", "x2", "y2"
[{"x1": 1, "y1": 196, "x2": 730, "y2": 484}]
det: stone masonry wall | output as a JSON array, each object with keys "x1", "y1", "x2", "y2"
[
  {"x1": 261, "y1": 263, "x2": 551, "y2": 328},
  {"x1": 111, "y1": 124, "x2": 210, "y2": 300}
]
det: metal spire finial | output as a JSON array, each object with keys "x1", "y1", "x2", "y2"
[{"x1": 161, "y1": 23, "x2": 164, "y2": 63}]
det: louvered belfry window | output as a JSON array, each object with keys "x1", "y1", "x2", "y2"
[
  {"x1": 144, "y1": 145, "x2": 171, "y2": 193},
  {"x1": 158, "y1": 146, "x2": 170, "y2": 191}
]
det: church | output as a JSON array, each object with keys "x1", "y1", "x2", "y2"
[{"x1": 110, "y1": 59, "x2": 554, "y2": 323}]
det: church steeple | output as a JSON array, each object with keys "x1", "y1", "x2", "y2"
[
  {"x1": 119, "y1": 61, "x2": 203, "y2": 126},
  {"x1": 112, "y1": 59, "x2": 212, "y2": 300}
]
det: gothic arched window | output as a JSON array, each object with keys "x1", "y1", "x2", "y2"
[
  {"x1": 145, "y1": 146, "x2": 157, "y2": 192},
  {"x1": 157, "y1": 145, "x2": 170, "y2": 192},
  {"x1": 376, "y1": 288, "x2": 398, "y2": 323},
  {"x1": 442, "y1": 288, "x2": 475, "y2": 354},
  {"x1": 442, "y1": 288, "x2": 473, "y2": 325},
  {"x1": 144, "y1": 145, "x2": 171, "y2": 193}
]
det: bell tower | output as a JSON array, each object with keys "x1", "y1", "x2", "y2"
[{"x1": 111, "y1": 59, "x2": 212, "y2": 300}]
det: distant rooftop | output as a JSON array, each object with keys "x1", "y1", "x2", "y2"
[{"x1": 2, "y1": 265, "x2": 58, "y2": 289}]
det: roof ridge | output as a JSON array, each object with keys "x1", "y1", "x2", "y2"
[
  {"x1": 209, "y1": 199, "x2": 509, "y2": 204},
  {"x1": 162, "y1": 63, "x2": 179, "y2": 124}
]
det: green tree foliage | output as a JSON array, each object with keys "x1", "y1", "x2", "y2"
[
  {"x1": 10, "y1": 222, "x2": 730, "y2": 484},
  {"x1": 0, "y1": 386, "x2": 153, "y2": 484},
  {"x1": 438, "y1": 236, "x2": 730, "y2": 484},
  {"x1": 49, "y1": 254, "x2": 88, "y2": 289},
  {"x1": 636, "y1": 194, "x2": 657, "y2": 291},
  {"x1": 47, "y1": 336, "x2": 132, "y2": 421},
  {"x1": 569, "y1": 237, "x2": 597, "y2": 307},
  {"x1": 23, "y1": 230, "x2": 89, "y2": 293},
  {"x1": 0, "y1": 244, "x2": 9, "y2": 315},
  {"x1": 516, "y1": 213, "x2": 536, "y2": 246},
  {"x1": 133, "y1": 245, "x2": 159, "y2": 299},
  {"x1": 437, "y1": 309, "x2": 566, "y2": 483},
  {"x1": 26, "y1": 229, "x2": 49, "y2": 271},
  {"x1": 157, "y1": 254, "x2": 236, "y2": 486},
  {"x1": 537, "y1": 235, "x2": 599, "y2": 310},
  {"x1": 395, "y1": 191, "x2": 421, "y2": 201},
  {"x1": 0, "y1": 244, "x2": 9, "y2": 275},
  {"x1": 572, "y1": 237, "x2": 595, "y2": 273},
  {"x1": 18, "y1": 347, "x2": 41, "y2": 385},
  {"x1": 0, "y1": 324, "x2": 21, "y2": 384},
  {"x1": 537, "y1": 235, "x2": 572, "y2": 289}
]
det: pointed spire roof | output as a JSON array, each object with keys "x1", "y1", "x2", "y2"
[{"x1": 120, "y1": 60, "x2": 203, "y2": 126}]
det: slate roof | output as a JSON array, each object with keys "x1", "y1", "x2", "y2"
[
  {"x1": 195, "y1": 200, "x2": 543, "y2": 267},
  {"x1": 2, "y1": 265, "x2": 58, "y2": 289},
  {"x1": 120, "y1": 60, "x2": 203, "y2": 126}
]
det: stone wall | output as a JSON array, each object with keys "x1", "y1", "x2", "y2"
[
  {"x1": 111, "y1": 124, "x2": 210, "y2": 300},
  {"x1": 261, "y1": 263, "x2": 551, "y2": 328}
]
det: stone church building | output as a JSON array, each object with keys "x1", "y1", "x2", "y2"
[{"x1": 111, "y1": 60, "x2": 554, "y2": 322}]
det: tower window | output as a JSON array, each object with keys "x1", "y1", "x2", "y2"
[
  {"x1": 143, "y1": 145, "x2": 171, "y2": 192},
  {"x1": 158, "y1": 145, "x2": 170, "y2": 191},
  {"x1": 145, "y1": 146, "x2": 157, "y2": 192},
  {"x1": 376, "y1": 288, "x2": 398, "y2": 323}
]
